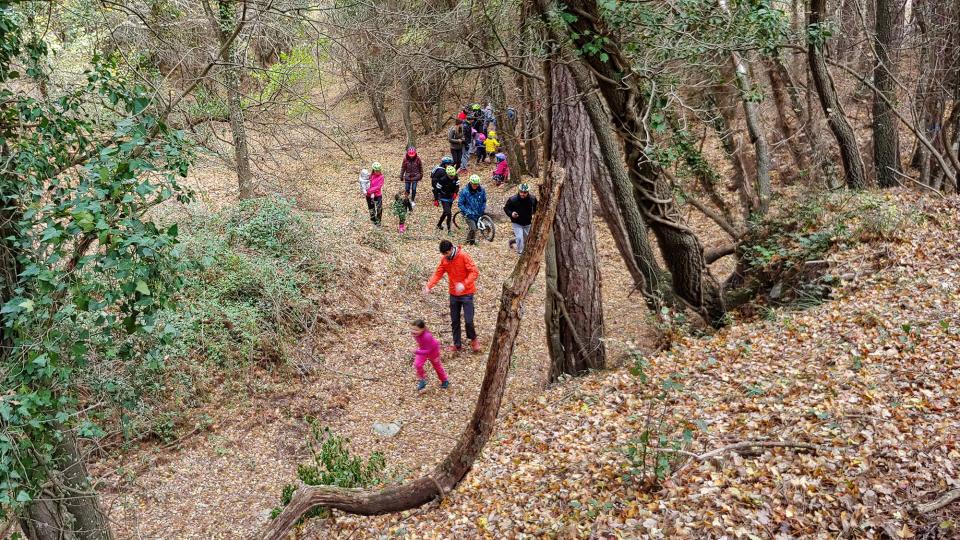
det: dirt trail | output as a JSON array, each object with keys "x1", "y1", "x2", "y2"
[{"x1": 93, "y1": 98, "x2": 655, "y2": 538}]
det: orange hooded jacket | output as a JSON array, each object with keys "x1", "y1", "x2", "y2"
[{"x1": 427, "y1": 246, "x2": 478, "y2": 296}]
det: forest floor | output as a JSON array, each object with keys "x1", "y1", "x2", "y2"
[
  {"x1": 90, "y1": 96, "x2": 659, "y2": 538},
  {"x1": 88, "y1": 92, "x2": 960, "y2": 539}
]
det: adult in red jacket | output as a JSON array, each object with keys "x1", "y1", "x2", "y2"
[
  {"x1": 400, "y1": 147, "x2": 423, "y2": 205},
  {"x1": 423, "y1": 240, "x2": 481, "y2": 353}
]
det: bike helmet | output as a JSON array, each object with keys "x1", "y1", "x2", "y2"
[
  {"x1": 469, "y1": 174, "x2": 481, "y2": 185},
  {"x1": 445, "y1": 166, "x2": 457, "y2": 176},
  {"x1": 371, "y1": 161, "x2": 382, "y2": 171},
  {"x1": 440, "y1": 155, "x2": 454, "y2": 166},
  {"x1": 471, "y1": 103, "x2": 481, "y2": 110},
  {"x1": 488, "y1": 129, "x2": 497, "y2": 137},
  {"x1": 519, "y1": 183, "x2": 530, "y2": 192},
  {"x1": 495, "y1": 153, "x2": 506, "y2": 162},
  {"x1": 407, "y1": 147, "x2": 417, "y2": 157}
]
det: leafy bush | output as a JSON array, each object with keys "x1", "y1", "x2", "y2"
[
  {"x1": 733, "y1": 192, "x2": 912, "y2": 311},
  {"x1": 271, "y1": 423, "x2": 387, "y2": 520},
  {"x1": 622, "y1": 350, "x2": 700, "y2": 492}
]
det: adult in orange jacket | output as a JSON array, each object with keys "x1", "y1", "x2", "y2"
[{"x1": 423, "y1": 240, "x2": 481, "y2": 353}]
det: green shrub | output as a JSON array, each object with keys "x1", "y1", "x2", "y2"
[{"x1": 271, "y1": 423, "x2": 387, "y2": 521}]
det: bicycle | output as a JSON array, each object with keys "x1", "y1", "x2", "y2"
[{"x1": 452, "y1": 211, "x2": 496, "y2": 242}]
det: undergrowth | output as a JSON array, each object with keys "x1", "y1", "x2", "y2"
[
  {"x1": 271, "y1": 422, "x2": 388, "y2": 521},
  {"x1": 731, "y1": 191, "x2": 916, "y2": 312},
  {"x1": 90, "y1": 196, "x2": 333, "y2": 444}
]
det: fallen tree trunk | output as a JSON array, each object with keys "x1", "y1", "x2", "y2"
[{"x1": 254, "y1": 164, "x2": 566, "y2": 540}]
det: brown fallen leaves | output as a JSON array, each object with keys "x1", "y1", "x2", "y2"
[{"x1": 320, "y1": 192, "x2": 960, "y2": 538}]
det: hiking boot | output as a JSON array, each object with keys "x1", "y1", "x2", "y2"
[
  {"x1": 417, "y1": 379, "x2": 427, "y2": 393},
  {"x1": 440, "y1": 380, "x2": 450, "y2": 389},
  {"x1": 470, "y1": 339, "x2": 482, "y2": 353},
  {"x1": 508, "y1": 239, "x2": 516, "y2": 249},
  {"x1": 445, "y1": 345, "x2": 462, "y2": 353}
]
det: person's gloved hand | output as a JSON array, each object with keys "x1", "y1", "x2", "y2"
[{"x1": 434, "y1": 200, "x2": 439, "y2": 207}]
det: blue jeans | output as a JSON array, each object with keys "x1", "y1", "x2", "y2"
[
  {"x1": 449, "y1": 294, "x2": 476, "y2": 347},
  {"x1": 404, "y1": 178, "x2": 419, "y2": 202}
]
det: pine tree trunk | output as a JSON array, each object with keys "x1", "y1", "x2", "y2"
[
  {"x1": 540, "y1": 0, "x2": 727, "y2": 327},
  {"x1": 566, "y1": 57, "x2": 662, "y2": 306},
  {"x1": 545, "y1": 62, "x2": 606, "y2": 381},
  {"x1": 808, "y1": 0, "x2": 867, "y2": 189},
  {"x1": 216, "y1": 0, "x2": 254, "y2": 200},
  {"x1": 872, "y1": 0, "x2": 901, "y2": 188}
]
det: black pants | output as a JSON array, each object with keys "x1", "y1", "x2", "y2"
[
  {"x1": 436, "y1": 200, "x2": 453, "y2": 231},
  {"x1": 449, "y1": 294, "x2": 476, "y2": 347},
  {"x1": 451, "y1": 147, "x2": 463, "y2": 168},
  {"x1": 366, "y1": 195, "x2": 382, "y2": 225},
  {"x1": 404, "y1": 178, "x2": 419, "y2": 202},
  {"x1": 475, "y1": 146, "x2": 487, "y2": 163}
]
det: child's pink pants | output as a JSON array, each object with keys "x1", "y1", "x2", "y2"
[{"x1": 414, "y1": 352, "x2": 448, "y2": 382}]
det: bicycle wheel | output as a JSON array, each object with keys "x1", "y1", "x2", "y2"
[
  {"x1": 479, "y1": 215, "x2": 496, "y2": 242},
  {"x1": 452, "y1": 211, "x2": 462, "y2": 229}
]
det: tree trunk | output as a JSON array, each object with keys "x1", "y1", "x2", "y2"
[
  {"x1": 716, "y1": 3, "x2": 771, "y2": 212},
  {"x1": 545, "y1": 61, "x2": 606, "y2": 382},
  {"x1": 765, "y1": 58, "x2": 810, "y2": 181},
  {"x1": 20, "y1": 430, "x2": 113, "y2": 540},
  {"x1": 484, "y1": 66, "x2": 529, "y2": 179},
  {"x1": 566, "y1": 56, "x2": 662, "y2": 307},
  {"x1": 216, "y1": 0, "x2": 254, "y2": 199},
  {"x1": 541, "y1": 0, "x2": 727, "y2": 328},
  {"x1": 255, "y1": 165, "x2": 566, "y2": 540},
  {"x1": 401, "y1": 76, "x2": 416, "y2": 149},
  {"x1": 706, "y1": 92, "x2": 756, "y2": 220},
  {"x1": 872, "y1": 0, "x2": 901, "y2": 188},
  {"x1": 808, "y1": 0, "x2": 867, "y2": 189}
]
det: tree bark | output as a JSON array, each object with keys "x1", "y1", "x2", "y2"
[
  {"x1": 723, "y1": 49, "x2": 772, "y2": 211},
  {"x1": 566, "y1": 56, "x2": 662, "y2": 307},
  {"x1": 541, "y1": 0, "x2": 726, "y2": 327},
  {"x1": 214, "y1": 0, "x2": 254, "y2": 200},
  {"x1": 483, "y1": 66, "x2": 529, "y2": 179},
  {"x1": 401, "y1": 76, "x2": 416, "y2": 149},
  {"x1": 808, "y1": 0, "x2": 867, "y2": 189},
  {"x1": 20, "y1": 430, "x2": 113, "y2": 540},
  {"x1": 765, "y1": 58, "x2": 810, "y2": 181},
  {"x1": 254, "y1": 165, "x2": 566, "y2": 540},
  {"x1": 545, "y1": 61, "x2": 606, "y2": 382},
  {"x1": 872, "y1": 0, "x2": 901, "y2": 188}
]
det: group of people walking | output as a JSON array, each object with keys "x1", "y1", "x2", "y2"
[{"x1": 356, "y1": 102, "x2": 538, "y2": 394}]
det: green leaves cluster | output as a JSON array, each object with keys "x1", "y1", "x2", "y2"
[
  {"x1": 272, "y1": 423, "x2": 387, "y2": 521},
  {"x1": 0, "y1": 4, "x2": 192, "y2": 514}
]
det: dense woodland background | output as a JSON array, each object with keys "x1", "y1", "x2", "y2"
[{"x1": 1, "y1": 0, "x2": 959, "y2": 538}]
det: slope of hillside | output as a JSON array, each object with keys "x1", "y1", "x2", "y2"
[{"x1": 319, "y1": 192, "x2": 960, "y2": 538}]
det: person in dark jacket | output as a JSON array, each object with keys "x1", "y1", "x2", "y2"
[
  {"x1": 400, "y1": 147, "x2": 423, "y2": 205},
  {"x1": 448, "y1": 120, "x2": 468, "y2": 167},
  {"x1": 503, "y1": 183, "x2": 537, "y2": 254},
  {"x1": 433, "y1": 165, "x2": 460, "y2": 233}
]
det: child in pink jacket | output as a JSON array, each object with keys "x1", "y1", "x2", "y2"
[
  {"x1": 411, "y1": 319, "x2": 449, "y2": 393},
  {"x1": 493, "y1": 153, "x2": 510, "y2": 186},
  {"x1": 366, "y1": 161, "x2": 385, "y2": 225}
]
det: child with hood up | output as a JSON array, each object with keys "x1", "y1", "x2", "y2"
[
  {"x1": 392, "y1": 189, "x2": 413, "y2": 234},
  {"x1": 475, "y1": 132, "x2": 487, "y2": 164},
  {"x1": 484, "y1": 129, "x2": 501, "y2": 159},
  {"x1": 492, "y1": 153, "x2": 510, "y2": 186}
]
